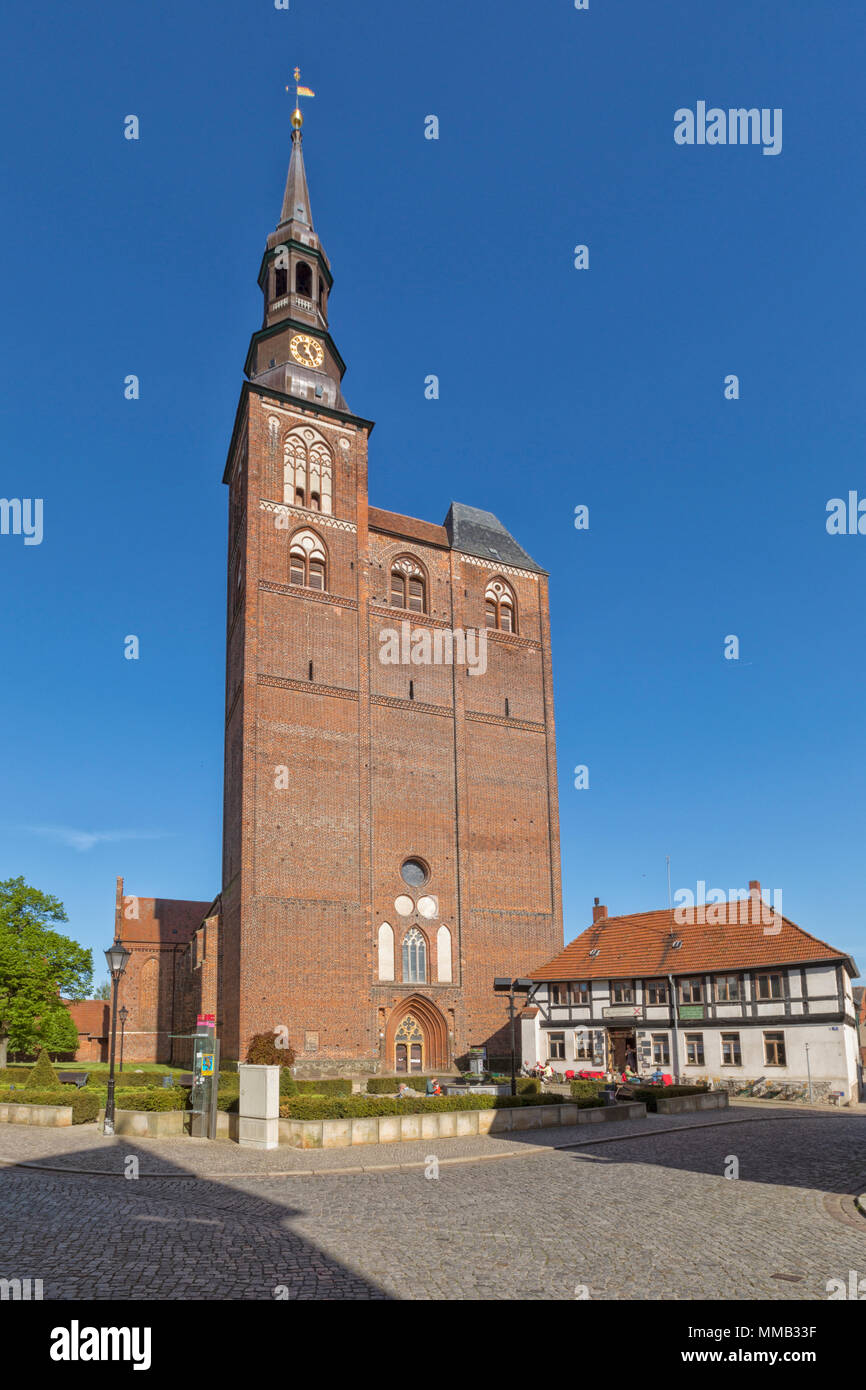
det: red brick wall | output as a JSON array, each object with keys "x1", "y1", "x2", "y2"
[
  {"x1": 114, "y1": 886, "x2": 214, "y2": 1063},
  {"x1": 64, "y1": 999, "x2": 109, "y2": 1063},
  {"x1": 219, "y1": 388, "x2": 563, "y2": 1069}
]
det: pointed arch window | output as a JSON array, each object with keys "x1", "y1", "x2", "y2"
[
  {"x1": 283, "y1": 428, "x2": 333, "y2": 514},
  {"x1": 289, "y1": 530, "x2": 327, "y2": 591},
  {"x1": 485, "y1": 577, "x2": 517, "y2": 633},
  {"x1": 402, "y1": 927, "x2": 427, "y2": 984},
  {"x1": 390, "y1": 557, "x2": 427, "y2": 614}
]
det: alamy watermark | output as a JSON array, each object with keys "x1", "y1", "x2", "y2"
[
  {"x1": 379, "y1": 620, "x2": 487, "y2": 676},
  {"x1": 674, "y1": 103, "x2": 782, "y2": 157},
  {"x1": 1, "y1": 498, "x2": 43, "y2": 546},
  {"x1": 673, "y1": 881, "x2": 782, "y2": 934}
]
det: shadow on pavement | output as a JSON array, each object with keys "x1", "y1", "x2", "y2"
[{"x1": 0, "y1": 1135, "x2": 393, "y2": 1301}]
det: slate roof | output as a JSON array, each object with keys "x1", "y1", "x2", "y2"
[
  {"x1": 530, "y1": 903, "x2": 857, "y2": 982},
  {"x1": 443, "y1": 502, "x2": 544, "y2": 573}
]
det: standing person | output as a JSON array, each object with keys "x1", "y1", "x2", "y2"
[{"x1": 625, "y1": 1044, "x2": 637, "y2": 1073}]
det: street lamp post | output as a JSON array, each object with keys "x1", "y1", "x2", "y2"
[
  {"x1": 103, "y1": 939, "x2": 131, "y2": 1136},
  {"x1": 493, "y1": 977, "x2": 534, "y2": 1096},
  {"x1": 118, "y1": 1005, "x2": 129, "y2": 1076}
]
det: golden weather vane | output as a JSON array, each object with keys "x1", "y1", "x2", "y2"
[{"x1": 286, "y1": 67, "x2": 315, "y2": 129}]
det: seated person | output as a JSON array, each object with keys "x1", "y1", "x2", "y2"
[{"x1": 425, "y1": 1077, "x2": 441, "y2": 1096}]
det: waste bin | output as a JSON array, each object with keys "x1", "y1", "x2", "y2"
[{"x1": 602, "y1": 1085, "x2": 617, "y2": 1106}]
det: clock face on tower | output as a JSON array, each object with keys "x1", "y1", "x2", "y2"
[{"x1": 289, "y1": 333, "x2": 324, "y2": 369}]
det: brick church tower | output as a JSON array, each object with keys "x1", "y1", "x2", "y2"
[{"x1": 219, "y1": 100, "x2": 564, "y2": 1073}]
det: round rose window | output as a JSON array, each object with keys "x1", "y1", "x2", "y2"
[{"x1": 400, "y1": 858, "x2": 428, "y2": 888}]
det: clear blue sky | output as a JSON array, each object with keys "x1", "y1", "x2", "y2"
[{"x1": 2, "y1": 0, "x2": 864, "y2": 985}]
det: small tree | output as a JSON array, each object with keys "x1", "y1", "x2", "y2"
[
  {"x1": 245, "y1": 1032, "x2": 296, "y2": 1068},
  {"x1": 25, "y1": 1047, "x2": 61, "y2": 1089}
]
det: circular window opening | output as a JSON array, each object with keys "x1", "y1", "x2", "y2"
[{"x1": 400, "y1": 858, "x2": 428, "y2": 888}]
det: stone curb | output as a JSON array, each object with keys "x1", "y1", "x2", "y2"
[{"x1": 0, "y1": 1109, "x2": 830, "y2": 1182}]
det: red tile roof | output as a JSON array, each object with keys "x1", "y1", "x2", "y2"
[
  {"x1": 118, "y1": 898, "x2": 212, "y2": 946},
  {"x1": 63, "y1": 999, "x2": 109, "y2": 1038},
  {"x1": 368, "y1": 506, "x2": 450, "y2": 549},
  {"x1": 530, "y1": 901, "x2": 854, "y2": 982}
]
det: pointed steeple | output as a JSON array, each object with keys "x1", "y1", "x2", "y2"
[
  {"x1": 279, "y1": 123, "x2": 313, "y2": 231},
  {"x1": 249, "y1": 89, "x2": 353, "y2": 413}
]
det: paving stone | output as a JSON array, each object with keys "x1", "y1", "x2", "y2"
[{"x1": 1, "y1": 1109, "x2": 864, "y2": 1300}]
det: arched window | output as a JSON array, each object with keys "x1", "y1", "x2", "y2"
[
  {"x1": 390, "y1": 557, "x2": 427, "y2": 613},
  {"x1": 402, "y1": 927, "x2": 427, "y2": 984},
  {"x1": 485, "y1": 577, "x2": 517, "y2": 633},
  {"x1": 295, "y1": 261, "x2": 313, "y2": 298},
  {"x1": 289, "y1": 529, "x2": 327, "y2": 591},
  {"x1": 436, "y1": 925, "x2": 452, "y2": 983},
  {"x1": 377, "y1": 923, "x2": 395, "y2": 982},
  {"x1": 283, "y1": 427, "x2": 333, "y2": 514},
  {"x1": 274, "y1": 266, "x2": 288, "y2": 298}
]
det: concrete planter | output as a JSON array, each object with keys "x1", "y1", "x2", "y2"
[
  {"x1": 96, "y1": 1107, "x2": 188, "y2": 1137},
  {"x1": 276, "y1": 1101, "x2": 646, "y2": 1150},
  {"x1": 0, "y1": 1101, "x2": 73, "y2": 1127},
  {"x1": 655, "y1": 1091, "x2": 729, "y2": 1115}
]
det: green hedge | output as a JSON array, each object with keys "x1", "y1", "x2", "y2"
[
  {"x1": 570, "y1": 1080, "x2": 604, "y2": 1100},
  {"x1": 113, "y1": 1071, "x2": 179, "y2": 1088},
  {"x1": 516, "y1": 1077, "x2": 541, "y2": 1094},
  {"x1": 0, "y1": 1067, "x2": 31, "y2": 1084},
  {"x1": 113, "y1": 1088, "x2": 189, "y2": 1112},
  {"x1": 366, "y1": 1076, "x2": 436, "y2": 1094},
  {"x1": 294, "y1": 1078, "x2": 352, "y2": 1096},
  {"x1": 631, "y1": 1084, "x2": 709, "y2": 1112},
  {"x1": 0, "y1": 1088, "x2": 100, "y2": 1123},
  {"x1": 280, "y1": 1092, "x2": 572, "y2": 1120}
]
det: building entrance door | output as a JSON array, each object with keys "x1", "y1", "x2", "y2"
[
  {"x1": 394, "y1": 1016, "x2": 424, "y2": 1073},
  {"x1": 609, "y1": 1030, "x2": 636, "y2": 1073}
]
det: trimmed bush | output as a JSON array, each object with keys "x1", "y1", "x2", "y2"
[
  {"x1": 111, "y1": 1071, "x2": 179, "y2": 1089},
  {"x1": 245, "y1": 1033, "x2": 296, "y2": 1068},
  {"x1": 294, "y1": 1078, "x2": 352, "y2": 1096},
  {"x1": 367, "y1": 1076, "x2": 435, "y2": 1094},
  {"x1": 280, "y1": 1092, "x2": 570, "y2": 1120},
  {"x1": 0, "y1": 1067, "x2": 32, "y2": 1086},
  {"x1": 517, "y1": 1077, "x2": 541, "y2": 1094},
  {"x1": 112, "y1": 1088, "x2": 188, "y2": 1112},
  {"x1": 0, "y1": 1088, "x2": 100, "y2": 1123},
  {"x1": 570, "y1": 1079, "x2": 604, "y2": 1100},
  {"x1": 631, "y1": 1084, "x2": 709, "y2": 1113},
  {"x1": 278, "y1": 1072, "x2": 298, "y2": 1097},
  {"x1": 25, "y1": 1050, "x2": 61, "y2": 1089}
]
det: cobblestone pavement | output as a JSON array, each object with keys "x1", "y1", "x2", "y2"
[{"x1": 2, "y1": 1111, "x2": 865, "y2": 1300}]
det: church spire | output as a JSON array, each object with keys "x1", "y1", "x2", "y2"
[
  {"x1": 279, "y1": 123, "x2": 313, "y2": 230},
  {"x1": 278, "y1": 70, "x2": 315, "y2": 230},
  {"x1": 251, "y1": 74, "x2": 350, "y2": 412}
]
